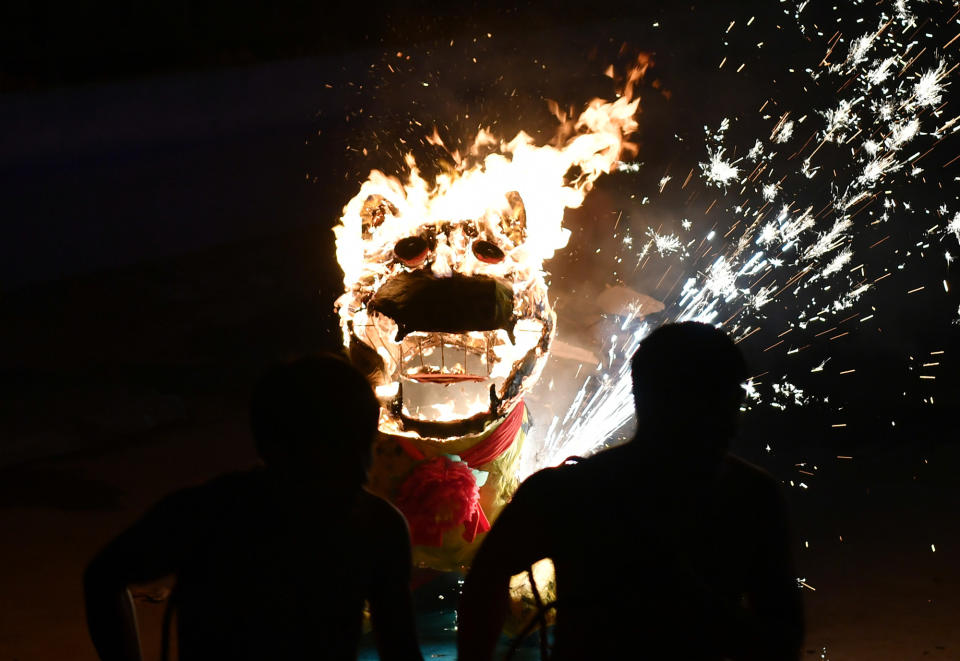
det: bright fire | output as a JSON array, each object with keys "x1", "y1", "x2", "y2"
[{"x1": 334, "y1": 59, "x2": 648, "y2": 439}]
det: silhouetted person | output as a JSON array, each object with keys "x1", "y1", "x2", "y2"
[
  {"x1": 85, "y1": 354, "x2": 423, "y2": 661},
  {"x1": 458, "y1": 322, "x2": 803, "y2": 660}
]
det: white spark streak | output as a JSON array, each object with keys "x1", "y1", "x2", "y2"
[
  {"x1": 911, "y1": 61, "x2": 950, "y2": 109},
  {"x1": 751, "y1": 285, "x2": 777, "y2": 310},
  {"x1": 822, "y1": 99, "x2": 859, "y2": 142},
  {"x1": 800, "y1": 158, "x2": 819, "y2": 179},
  {"x1": 866, "y1": 57, "x2": 897, "y2": 86},
  {"x1": 772, "y1": 120, "x2": 794, "y2": 143},
  {"x1": 770, "y1": 380, "x2": 810, "y2": 410},
  {"x1": 933, "y1": 116, "x2": 960, "y2": 138},
  {"x1": 946, "y1": 212, "x2": 960, "y2": 243},
  {"x1": 895, "y1": 0, "x2": 917, "y2": 28},
  {"x1": 758, "y1": 222, "x2": 780, "y2": 246},
  {"x1": 844, "y1": 31, "x2": 879, "y2": 71},
  {"x1": 887, "y1": 118, "x2": 920, "y2": 150},
  {"x1": 700, "y1": 148, "x2": 740, "y2": 187},
  {"x1": 820, "y1": 248, "x2": 853, "y2": 278},
  {"x1": 647, "y1": 228, "x2": 682, "y2": 256},
  {"x1": 858, "y1": 153, "x2": 902, "y2": 186},
  {"x1": 705, "y1": 256, "x2": 739, "y2": 299},
  {"x1": 781, "y1": 207, "x2": 816, "y2": 244}
]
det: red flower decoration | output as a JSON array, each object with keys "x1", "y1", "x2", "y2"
[{"x1": 395, "y1": 456, "x2": 490, "y2": 547}]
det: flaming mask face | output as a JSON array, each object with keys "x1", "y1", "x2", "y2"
[
  {"x1": 335, "y1": 60, "x2": 647, "y2": 441},
  {"x1": 336, "y1": 188, "x2": 553, "y2": 438}
]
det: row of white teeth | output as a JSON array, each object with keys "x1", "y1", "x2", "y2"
[{"x1": 400, "y1": 332, "x2": 494, "y2": 378}]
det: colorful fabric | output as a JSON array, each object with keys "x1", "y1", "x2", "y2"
[
  {"x1": 459, "y1": 401, "x2": 527, "y2": 467},
  {"x1": 395, "y1": 455, "x2": 490, "y2": 547},
  {"x1": 393, "y1": 401, "x2": 527, "y2": 547}
]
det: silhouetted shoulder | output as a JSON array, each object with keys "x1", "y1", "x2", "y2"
[
  {"x1": 353, "y1": 489, "x2": 413, "y2": 577},
  {"x1": 133, "y1": 469, "x2": 270, "y2": 535},
  {"x1": 527, "y1": 445, "x2": 644, "y2": 498},
  {"x1": 506, "y1": 463, "x2": 575, "y2": 508},
  {"x1": 497, "y1": 459, "x2": 608, "y2": 531},
  {"x1": 185, "y1": 469, "x2": 264, "y2": 505},
  {"x1": 356, "y1": 488, "x2": 411, "y2": 540},
  {"x1": 144, "y1": 469, "x2": 269, "y2": 516}
]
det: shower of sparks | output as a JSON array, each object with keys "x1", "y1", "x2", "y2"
[{"x1": 529, "y1": 0, "x2": 960, "y2": 471}]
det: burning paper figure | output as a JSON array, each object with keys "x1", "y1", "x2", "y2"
[
  {"x1": 334, "y1": 60, "x2": 647, "y2": 570},
  {"x1": 342, "y1": 192, "x2": 549, "y2": 570}
]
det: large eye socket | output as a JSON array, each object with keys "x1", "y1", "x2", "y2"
[
  {"x1": 472, "y1": 240, "x2": 505, "y2": 264},
  {"x1": 394, "y1": 236, "x2": 430, "y2": 266}
]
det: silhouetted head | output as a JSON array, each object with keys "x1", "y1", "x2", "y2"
[
  {"x1": 631, "y1": 322, "x2": 748, "y2": 458},
  {"x1": 250, "y1": 354, "x2": 379, "y2": 488}
]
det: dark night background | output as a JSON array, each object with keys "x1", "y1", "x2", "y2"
[{"x1": 1, "y1": 0, "x2": 958, "y2": 658}]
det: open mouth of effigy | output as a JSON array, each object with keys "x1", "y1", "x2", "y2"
[
  {"x1": 358, "y1": 316, "x2": 546, "y2": 425},
  {"x1": 399, "y1": 331, "x2": 499, "y2": 383}
]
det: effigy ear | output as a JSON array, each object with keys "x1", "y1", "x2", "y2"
[
  {"x1": 499, "y1": 191, "x2": 527, "y2": 245},
  {"x1": 360, "y1": 194, "x2": 399, "y2": 238}
]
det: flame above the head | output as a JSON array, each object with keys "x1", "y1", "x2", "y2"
[
  {"x1": 333, "y1": 59, "x2": 648, "y2": 434},
  {"x1": 334, "y1": 59, "x2": 648, "y2": 292}
]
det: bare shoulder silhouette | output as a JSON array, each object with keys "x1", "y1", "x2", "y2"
[
  {"x1": 85, "y1": 354, "x2": 423, "y2": 661},
  {"x1": 458, "y1": 322, "x2": 803, "y2": 661}
]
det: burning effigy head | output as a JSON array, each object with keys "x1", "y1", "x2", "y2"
[
  {"x1": 336, "y1": 187, "x2": 553, "y2": 438},
  {"x1": 333, "y1": 59, "x2": 647, "y2": 569}
]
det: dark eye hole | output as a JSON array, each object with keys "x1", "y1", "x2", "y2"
[
  {"x1": 394, "y1": 236, "x2": 430, "y2": 266},
  {"x1": 472, "y1": 240, "x2": 505, "y2": 264}
]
